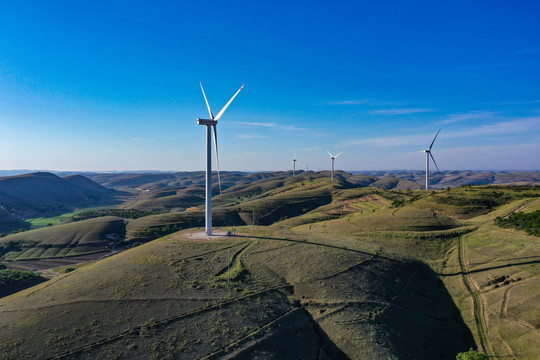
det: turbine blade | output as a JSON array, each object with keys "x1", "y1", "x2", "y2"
[
  {"x1": 212, "y1": 125, "x2": 222, "y2": 194},
  {"x1": 200, "y1": 82, "x2": 214, "y2": 119},
  {"x1": 429, "y1": 128, "x2": 441, "y2": 151},
  {"x1": 429, "y1": 152, "x2": 440, "y2": 173},
  {"x1": 326, "y1": 150, "x2": 334, "y2": 157},
  {"x1": 214, "y1": 84, "x2": 244, "y2": 121},
  {"x1": 335, "y1": 152, "x2": 342, "y2": 158}
]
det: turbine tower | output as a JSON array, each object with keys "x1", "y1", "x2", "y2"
[
  {"x1": 326, "y1": 150, "x2": 342, "y2": 182},
  {"x1": 197, "y1": 83, "x2": 244, "y2": 235},
  {"x1": 292, "y1": 153, "x2": 301, "y2": 176},
  {"x1": 423, "y1": 129, "x2": 441, "y2": 190}
]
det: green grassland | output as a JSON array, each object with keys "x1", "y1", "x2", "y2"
[
  {"x1": 27, "y1": 207, "x2": 119, "y2": 229},
  {"x1": 0, "y1": 182, "x2": 539, "y2": 359},
  {"x1": 27, "y1": 212, "x2": 76, "y2": 228}
]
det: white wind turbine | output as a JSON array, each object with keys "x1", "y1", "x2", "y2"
[
  {"x1": 292, "y1": 153, "x2": 301, "y2": 176},
  {"x1": 327, "y1": 150, "x2": 342, "y2": 182},
  {"x1": 197, "y1": 83, "x2": 244, "y2": 236},
  {"x1": 423, "y1": 128, "x2": 441, "y2": 190}
]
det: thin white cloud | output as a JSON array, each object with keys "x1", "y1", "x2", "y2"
[
  {"x1": 438, "y1": 111, "x2": 496, "y2": 125},
  {"x1": 236, "y1": 121, "x2": 275, "y2": 127},
  {"x1": 233, "y1": 121, "x2": 306, "y2": 131},
  {"x1": 324, "y1": 99, "x2": 370, "y2": 105},
  {"x1": 342, "y1": 116, "x2": 540, "y2": 147},
  {"x1": 236, "y1": 134, "x2": 268, "y2": 139},
  {"x1": 318, "y1": 99, "x2": 408, "y2": 106},
  {"x1": 499, "y1": 100, "x2": 540, "y2": 105},
  {"x1": 370, "y1": 108, "x2": 434, "y2": 115}
]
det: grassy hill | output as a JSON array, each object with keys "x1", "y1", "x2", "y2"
[
  {"x1": 0, "y1": 180, "x2": 539, "y2": 359},
  {"x1": 355, "y1": 170, "x2": 540, "y2": 188},
  {"x1": 0, "y1": 229, "x2": 474, "y2": 359},
  {"x1": 0, "y1": 216, "x2": 126, "y2": 261},
  {"x1": 0, "y1": 172, "x2": 120, "y2": 233}
]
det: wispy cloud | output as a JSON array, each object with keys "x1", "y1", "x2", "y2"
[
  {"x1": 438, "y1": 111, "x2": 495, "y2": 125},
  {"x1": 233, "y1": 121, "x2": 305, "y2": 131},
  {"x1": 324, "y1": 99, "x2": 371, "y2": 105},
  {"x1": 342, "y1": 117, "x2": 540, "y2": 147},
  {"x1": 318, "y1": 99, "x2": 409, "y2": 106},
  {"x1": 236, "y1": 134, "x2": 268, "y2": 139},
  {"x1": 236, "y1": 121, "x2": 275, "y2": 127},
  {"x1": 370, "y1": 108, "x2": 434, "y2": 115},
  {"x1": 499, "y1": 100, "x2": 540, "y2": 105}
]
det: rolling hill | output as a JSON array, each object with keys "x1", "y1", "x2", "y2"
[
  {"x1": 0, "y1": 229, "x2": 474, "y2": 359},
  {"x1": 0, "y1": 176, "x2": 539, "y2": 359},
  {"x1": 355, "y1": 170, "x2": 540, "y2": 188},
  {"x1": 0, "y1": 172, "x2": 120, "y2": 232}
]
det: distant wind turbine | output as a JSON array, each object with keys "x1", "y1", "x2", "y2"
[
  {"x1": 423, "y1": 129, "x2": 441, "y2": 190},
  {"x1": 197, "y1": 83, "x2": 244, "y2": 235},
  {"x1": 292, "y1": 153, "x2": 301, "y2": 176},
  {"x1": 327, "y1": 150, "x2": 342, "y2": 182}
]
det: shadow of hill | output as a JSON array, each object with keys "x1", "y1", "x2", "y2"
[
  {"x1": 379, "y1": 260, "x2": 476, "y2": 359},
  {"x1": 238, "y1": 234, "x2": 476, "y2": 359}
]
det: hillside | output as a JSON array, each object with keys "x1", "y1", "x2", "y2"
[
  {"x1": 0, "y1": 216, "x2": 126, "y2": 261},
  {"x1": 0, "y1": 182, "x2": 539, "y2": 359},
  {"x1": 355, "y1": 170, "x2": 540, "y2": 189},
  {"x1": 81, "y1": 171, "x2": 540, "y2": 214},
  {"x1": 0, "y1": 230, "x2": 474, "y2": 359},
  {"x1": 0, "y1": 172, "x2": 118, "y2": 225}
]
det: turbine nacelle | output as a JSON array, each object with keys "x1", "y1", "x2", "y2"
[{"x1": 197, "y1": 119, "x2": 218, "y2": 126}]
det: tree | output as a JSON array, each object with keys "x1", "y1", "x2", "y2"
[{"x1": 456, "y1": 348, "x2": 488, "y2": 360}]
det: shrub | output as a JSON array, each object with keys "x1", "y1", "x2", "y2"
[
  {"x1": 495, "y1": 210, "x2": 540, "y2": 237},
  {"x1": 456, "y1": 348, "x2": 488, "y2": 360}
]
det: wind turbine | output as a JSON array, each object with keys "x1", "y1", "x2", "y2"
[
  {"x1": 326, "y1": 150, "x2": 342, "y2": 182},
  {"x1": 197, "y1": 83, "x2": 244, "y2": 236},
  {"x1": 423, "y1": 128, "x2": 441, "y2": 190},
  {"x1": 292, "y1": 153, "x2": 301, "y2": 176}
]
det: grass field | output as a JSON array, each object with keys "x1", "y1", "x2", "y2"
[
  {"x1": 27, "y1": 206, "x2": 118, "y2": 229},
  {"x1": 27, "y1": 213, "x2": 76, "y2": 228}
]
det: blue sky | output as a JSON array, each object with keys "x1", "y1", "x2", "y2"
[{"x1": 0, "y1": 1, "x2": 539, "y2": 171}]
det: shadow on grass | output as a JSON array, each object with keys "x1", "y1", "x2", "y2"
[
  {"x1": 0, "y1": 276, "x2": 48, "y2": 299},
  {"x1": 382, "y1": 260, "x2": 477, "y2": 359},
  {"x1": 234, "y1": 234, "x2": 397, "y2": 261},
  {"x1": 439, "y1": 259, "x2": 540, "y2": 277}
]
